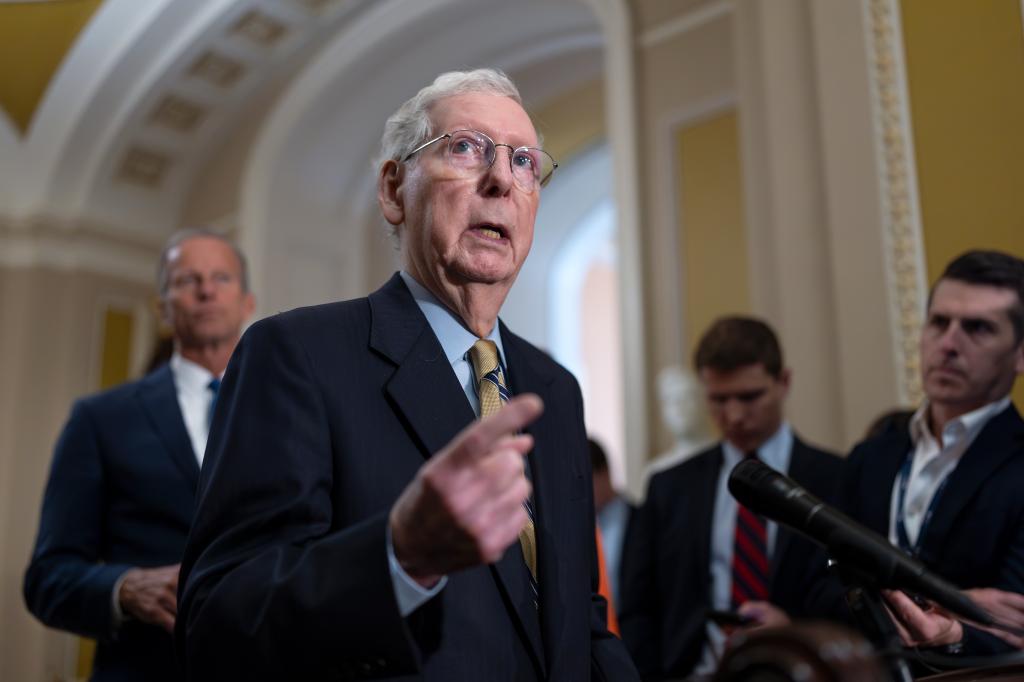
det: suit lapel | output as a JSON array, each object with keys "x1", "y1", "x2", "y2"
[
  {"x1": 771, "y1": 440, "x2": 811, "y2": 582},
  {"x1": 859, "y1": 432, "x2": 910, "y2": 536},
  {"x1": 500, "y1": 324, "x2": 554, "y2": 676},
  {"x1": 920, "y1": 405, "x2": 1024, "y2": 563},
  {"x1": 370, "y1": 274, "x2": 476, "y2": 459},
  {"x1": 370, "y1": 277, "x2": 545, "y2": 674},
  {"x1": 136, "y1": 365, "x2": 200, "y2": 489},
  {"x1": 696, "y1": 447, "x2": 723, "y2": 594}
]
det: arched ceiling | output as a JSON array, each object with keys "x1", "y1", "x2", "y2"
[{"x1": 0, "y1": 0, "x2": 606, "y2": 245}]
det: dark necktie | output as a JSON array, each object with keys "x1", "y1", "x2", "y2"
[
  {"x1": 207, "y1": 377, "x2": 221, "y2": 427},
  {"x1": 469, "y1": 339, "x2": 539, "y2": 603},
  {"x1": 731, "y1": 450, "x2": 769, "y2": 607}
]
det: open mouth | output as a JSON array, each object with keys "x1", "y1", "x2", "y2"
[{"x1": 471, "y1": 223, "x2": 508, "y2": 240}]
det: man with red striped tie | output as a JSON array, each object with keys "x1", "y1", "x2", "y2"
[{"x1": 620, "y1": 316, "x2": 842, "y2": 680}]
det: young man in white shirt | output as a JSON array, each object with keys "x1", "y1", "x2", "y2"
[{"x1": 840, "y1": 249, "x2": 1024, "y2": 655}]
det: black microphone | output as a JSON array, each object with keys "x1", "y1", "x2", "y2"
[{"x1": 728, "y1": 458, "x2": 993, "y2": 626}]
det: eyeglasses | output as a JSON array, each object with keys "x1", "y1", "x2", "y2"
[
  {"x1": 403, "y1": 129, "x2": 557, "y2": 192},
  {"x1": 169, "y1": 271, "x2": 239, "y2": 292}
]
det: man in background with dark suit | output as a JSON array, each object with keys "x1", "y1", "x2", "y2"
[
  {"x1": 620, "y1": 316, "x2": 841, "y2": 680},
  {"x1": 175, "y1": 69, "x2": 637, "y2": 681},
  {"x1": 23, "y1": 229, "x2": 254, "y2": 681},
  {"x1": 839, "y1": 250, "x2": 1024, "y2": 655}
]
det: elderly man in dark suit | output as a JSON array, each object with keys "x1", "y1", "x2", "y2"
[
  {"x1": 23, "y1": 229, "x2": 255, "y2": 681},
  {"x1": 175, "y1": 69, "x2": 637, "y2": 681},
  {"x1": 840, "y1": 249, "x2": 1024, "y2": 655},
  {"x1": 620, "y1": 316, "x2": 841, "y2": 680}
]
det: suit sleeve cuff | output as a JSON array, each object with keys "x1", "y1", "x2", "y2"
[
  {"x1": 110, "y1": 568, "x2": 132, "y2": 635},
  {"x1": 386, "y1": 527, "x2": 446, "y2": 616}
]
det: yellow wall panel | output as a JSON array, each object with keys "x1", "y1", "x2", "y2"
[
  {"x1": 677, "y1": 111, "x2": 751, "y2": 358},
  {"x1": 100, "y1": 307, "x2": 133, "y2": 389},
  {"x1": 0, "y1": 0, "x2": 102, "y2": 133},
  {"x1": 901, "y1": 0, "x2": 1024, "y2": 406}
]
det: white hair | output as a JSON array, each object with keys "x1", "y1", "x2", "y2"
[{"x1": 376, "y1": 68, "x2": 522, "y2": 169}]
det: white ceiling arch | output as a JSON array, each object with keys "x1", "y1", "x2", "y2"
[{"x1": 2, "y1": 0, "x2": 378, "y2": 233}]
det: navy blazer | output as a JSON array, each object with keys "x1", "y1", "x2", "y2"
[
  {"x1": 839, "y1": 403, "x2": 1024, "y2": 654},
  {"x1": 24, "y1": 365, "x2": 197, "y2": 681},
  {"x1": 176, "y1": 274, "x2": 637, "y2": 681},
  {"x1": 619, "y1": 437, "x2": 841, "y2": 680}
]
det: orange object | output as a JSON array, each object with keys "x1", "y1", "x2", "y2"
[{"x1": 596, "y1": 527, "x2": 619, "y2": 635}]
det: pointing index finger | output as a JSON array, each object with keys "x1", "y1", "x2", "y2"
[{"x1": 450, "y1": 394, "x2": 544, "y2": 462}]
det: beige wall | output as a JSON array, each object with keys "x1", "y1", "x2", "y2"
[
  {"x1": 530, "y1": 78, "x2": 606, "y2": 166},
  {"x1": 634, "y1": 4, "x2": 737, "y2": 457},
  {"x1": 0, "y1": 260, "x2": 155, "y2": 681}
]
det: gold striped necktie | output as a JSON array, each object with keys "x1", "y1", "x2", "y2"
[{"x1": 469, "y1": 339, "x2": 539, "y2": 589}]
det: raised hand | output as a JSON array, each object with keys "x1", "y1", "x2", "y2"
[{"x1": 390, "y1": 394, "x2": 544, "y2": 587}]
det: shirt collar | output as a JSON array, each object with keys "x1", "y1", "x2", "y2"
[
  {"x1": 721, "y1": 422, "x2": 793, "y2": 472},
  {"x1": 169, "y1": 351, "x2": 218, "y2": 394},
  {"x1": 910, "y1": 397, "x2": 1012, "y2": 449},
  {"x1": 400, "y1": 270, "x2": 506, "y2": 370}
]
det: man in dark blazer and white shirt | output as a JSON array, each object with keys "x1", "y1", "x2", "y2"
[
  {"x1": 175, "y1": 69, "x2": 637, "y2": 681},
  {"x1": 839, "y1": 250, "x2": 1024, "y2": 655},
  {"x1": 23, "y1": 230, "x2": 255, "y2": 681},
  {"x1": 620, "y1": 317, "x2": 841, "y2": 680}
]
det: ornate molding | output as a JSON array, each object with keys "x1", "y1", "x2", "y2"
[
  {"x1": 863, "y1": 0, "x2": 927, "y2": 406},
  {"x1": 0, "y1": 215, "x2": 163, "y2": 284}
]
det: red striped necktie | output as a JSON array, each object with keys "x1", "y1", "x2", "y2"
[{"x1": 731, "y1": 450, "x2": 769, "y2": 607}]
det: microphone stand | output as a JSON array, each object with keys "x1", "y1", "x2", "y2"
[{"x1": 829, "y1": 559, "x2": 914, "y2": 682}]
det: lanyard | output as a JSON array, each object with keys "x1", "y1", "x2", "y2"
[{"x1": 894, "y1": 451, "x2": 951, "y2": 556}]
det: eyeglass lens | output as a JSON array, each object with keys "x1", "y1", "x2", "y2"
[{"x1": 446, "y1": 130, "x2": 554, "y2": 190}]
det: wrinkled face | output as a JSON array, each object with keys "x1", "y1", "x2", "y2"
[
  {"x1": 700, "y1": 363, "x2": 790, "y2": 454},
  {"x1": 161, "y1": 236, "x2": 254, "y2": 350},
  {"x1": 920, "y1": 279, "x2": 1024, "y2": 414},
  {"x1": 387, "y1": 93, "x2": 540, "y2": 299}
]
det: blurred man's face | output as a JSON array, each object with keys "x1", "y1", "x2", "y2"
[
  {"x1": 161, "y1": 236, "x2": 254, "y2": 350},
  {"x1": 700, "y1": 363, "x2": 789, "y2": 454},
  {"x1": 389, "y1": 93, "x2": 540, "y2": 303},
  {"x1": 920, "y1": 279, "x2": 1024, "y2": 416}
]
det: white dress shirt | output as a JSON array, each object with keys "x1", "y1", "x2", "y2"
[
  {"x1": 170, "y1": 352, "x2": 221, "y2": 465},
  {"x1": 387, "y1": 272, "x2": 507, "y2": 617},
  {"x1": 889, "y1": 397, "x2": 1011, "y2": 548},
  {"x1": 697, "y1": 423, "x2": 794, "y2": 674}
]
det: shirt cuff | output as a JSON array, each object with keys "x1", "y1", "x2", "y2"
[
  {"x1": 110, "y1": 570, "x2": 131, "y2": 632},
  {"x1": 387, "y1": 526, "x2": 446, "y2": 616}
]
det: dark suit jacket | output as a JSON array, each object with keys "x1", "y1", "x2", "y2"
[
  {"x1": 619, "y1": 437, "x2": 840, "y2": 680},
  {"x1": 24, "y1": 365, "x2": 198, "y2": 682},
  {"x1": 839, "y1": 402, "x2": 1024, "y2": 654},
  {"x1": 175, "y1": 274, "x2": 637, "y2": 681}
]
